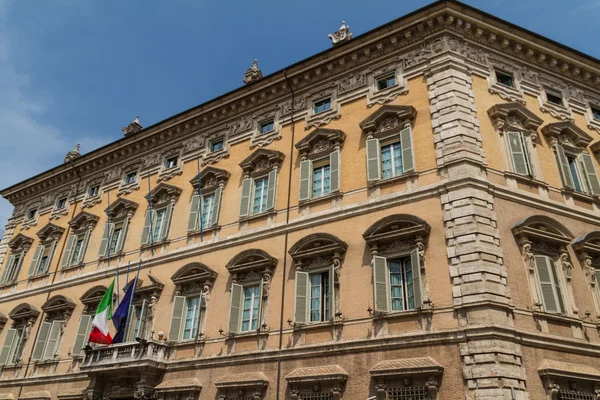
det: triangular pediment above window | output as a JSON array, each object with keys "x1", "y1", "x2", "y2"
[
  {"x1": 295, "y1": 128, "x2": 346, "y2": 157},
  {"x1": 68, "y1": 211, "x2": 99, "y2": 231},
  {"x1": 239, "y1": 149, "x2": 285, "y2": 175},
  {"x1": 145, "y1": 182, "x2": 182, "y2": 204},
  {"x1": 8, "y1": 233, "x2": 34, "y2": 251},
  {"x1": 359, "y1": 105, "x2": 417, "y2": 136},
  {"x1": 363, "y1": 214, "x2": 431, "y2": 252},
  {"x1": 512, "y1": 215, "x2": 573, "y2": 246},
  {"x1": 36, "y1": 223, "x2": 65, "y2": 242},
  {"x1": 105, "y1": 198, "x2": 139, "y2": 219},
  {"x1": 542, "y1": 121, "x2": 593, "y2": 148},
  {"x1": 487, "y1": 102, "x2": 544, "y2": 131},
  {"x1": 189, "y1": 166, "x2": 230, "y2": 192}
]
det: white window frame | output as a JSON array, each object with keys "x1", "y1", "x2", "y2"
[
  {"x1": 240, "y1": 283, "x2": 261, "y2": 333},
  {"x1": 251, "y1": 175, "x2": 269, "y2": 216},
  {"x1": 124, "y1": 171, "x2": 137, "y2": 185},
  {"x1": 308, "y1": 268, "x2": 332, "y2": 323},
  {"x1": 150, "y1": 207, "x2": 168, "y2": 243},
  {"x1": 181, "y1": 296, "x2": 201, "y2": 341}
]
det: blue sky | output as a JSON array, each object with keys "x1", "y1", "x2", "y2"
[{"x1": 1, "y1": 0, "x2": 599, "y2": 230}]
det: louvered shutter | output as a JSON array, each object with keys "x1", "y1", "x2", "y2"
[
  {"x1": 98, "y1": 223, "x2": 113, "y2": 257},
  {"x1": 373, "y1": 256, "x2": 389, "y2": 313},
  {"x1": 210, "y1": 187, "x2": 222, "y2": 227},
  {"x1": 556, "y1": 145, "x2": 574, "y2": 189},
  {"x1": 115, "y1": 217, "x2": 129, "y2": 253},
  {"x1": 228, "y1": 283, "x2": 243, "y2": 334},
  {"x1": 535, "y1": 255, "x2": 561, "y2": 313},
  {"x1": 550, "y1": 259, "x2": 566, "y2": 313},
  {"x1": 330, "y1": 150, "x2": 340, "y2": 193},
  {"x1": 77, "y1": 229, "x2": 91, "y2": 264},
  {"x1": 138, "y1": 300, "x2": 148, "y2": 340},
  {"x1": 1, "y1": 255, "x2": 14, "y2": 284},
  {"x1": 187, "y1": 195, "x2": 200, "y2": 232},
  {"x1": 61, "y1": 235, "x2": 75, "y2": 268},
  {"x1": 507, "y1": 131, "x2": 530, "y2": 176},
  {"x1": 159, "y1": 203, "x2": 173, "y2": 241},
  {"x1": 266, "y1": 170, "x2": 277, "y2": 211},
  {"x1": 45, "y1": 241, "x2": 57, "y2": 273},
  {"x1": 581, "y1": 153, "x2": 600, "y2": 195},
  {"x1": 328, "y1": 265, "x2": 336, "y2": 321},
  {"x1": 31, "y1": 322, "x2": 51, "y2": 361},
  {"x1": 299, "y1": 160, "x2": 313, "y2": 201},
  {"x1": 239, "y1": 178, "x2": 252, "y2": 217},
  {"x1": 410, "y1": 248, "x2": 423, "y2": 308},
  {"x1": 12, "y1": 254, "x2": 25, "y2": 282},
  {"x1": 400, "y1": 126, "x2": 414, "y2": 172},
  {"x1": 0, "y1": 329, "x2": 17, "y2": 365},
  {"x1": 42, "y1": 321, "x2": 62, "y2": 360},
  {"x1": 72, "y1": 315, "x2": 92, "y2": 356},
  {"x1": 366, "y1": 139, "x2": 381, "y2": 181},
  {"x1": 257, "y1": 280, "x2": 264, "y2": 327},
  {"x1": 28, "y1": 245, "x2": 43, "y2": 276},
  {"x1": 140, "y1": 210, "x2": 152, "y2": 244},
  {"x1": 125, "y1": 304, "x2": 136, "y2": 342},
  {"x1": 168, "y1": 296, "x2": 186, "y2": 341},
  {"x1": 294, "y1": 271, "x2": 310, "y2": 325}
]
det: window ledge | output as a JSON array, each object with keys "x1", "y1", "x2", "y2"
[
  {"x1": 61, "y1": 262, "x2": 84, "y2": 272},
  {"x1": 202, "y1": 148, "x2": 230, "y2": 166},
  {"x1": 561, "y1": 189, "x2": 599, "y2": 204},
  {"x1": 0, "y1": 281, "x2": 17, "y2": 290},
  {"x1": 1, "y1": 362, "x2": 23, "y2": 370},
  {"x1": 368, "y1": 171, "x2": 418, "y2": 188},
  {"x1": 532, "y1": 310, "x2": 582, "y2": 326},
  {"x1": 98, "y1": 251, "x2": 124, "y2": 262},
  {"x1": 372, "y1": 307, "x2": 433, "y2": 321},
  {"x1": 504, "y1": 171, "x2": 549, "y2": 188},
  {"x1": 299, "y1": 191, "x2": 343, "y2": 207},
  {"x1": 239, "y1": 210, "x2": 277, "y2": 223},
  {"x1": 140, "y1": 239, "x2": 170, "y2": 251},
  {"x1": 293, "y1": 319, "x2": 344, "y2": 332},
  {"x1": 33, "y1": 358, "x2": 58, "y2": 366},
  {"x1": 186, "y1": 225, "x2": 220, "y2": 238},
  {"x1": 27, "y1": 273, "x2": 50, "y2": 282},
  {"x1": 171, "y1": 338, "x2": 205, "y2": 348},
  {"x1": 227, "y1": 329, "x2": 269, "y2": 339}
]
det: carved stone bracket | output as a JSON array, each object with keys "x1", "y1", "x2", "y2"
[{"x1": 360, "y1": 105, "x2": 417, "y2": 140}]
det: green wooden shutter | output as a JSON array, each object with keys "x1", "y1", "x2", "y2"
[
  {"x1": 187, "y1": 195, "x2": 200, "y2": 231},
  {"x1": 535, "y1": 255, "x2": 561, "y2": 313},
  {"x1": 257, "y1": 280, "x2": 264, "y2": 327},
  {"x1": 410, "y1": 248, "x2": 423, "y2": 308},
  {"x1": 28, "y1": 245, "x2": 43, "y2": 276},
  {"x1": 400, "y1": 126, "x2": 414, "y2": 172},
  {"x1": 115, "y1": 217, "x2": 129, "y2": 253},
  {"x1": 328, "y1": 265, "x2": 336, "y2": 321},
  {"x1": 78, "y1": 229, "x2": 91, "y2": 264},
  {"x1": 138, "y1": 300, "x2": 148, "y2": 340},
  {"x1": 159, "y1": 203, "x2": 173, "y2": 241},
  {"x1": 31, "y1": 322, "x2": 51, "y2": 361},
  {"x1": 507, "y1": 131, "x2": 530, "y2": 176},
  {"x1": 125, "y1": 304, "x2": 136, "y2": 342},
  {"x1": 294, "y1": 271, "x2": 309, "y2": 325},
  {"x1": 373, "y1": 256, "x2": 389, "y2": 313},
  {"x1": 556, "y1": 145, "x2": 574, "y2": 189},
  {"x1": 580, "y1": 153, "x2": 600, "y2": 195},
  {"x1": 141, "y1": 210, "x2": 152, "y2": 245},
  {"x1": 0, "y1": 329, "x2": 17, "y2": 365},
  {"x1": 1, "y1": 255, "x2": 14, "y2": 284},
  {"x1": 45, "y1": 241, "x2": 57, "y2": 273},
  {"x1": 42, "y1": 321, "x2": 62, "y2": 360},
  {"x1": 98, "y1": 223, "x2": 113, "y2": 257},
  {"x1": 228, "y1": 283, "x2": 243, "y2": 334},
  {"x1": 366, "y1": 139, "x2": 381, "y2": 181},
  {"x1": 550, "y1": 258, "x2": 566, "y2": 313},
  {"x1": 61, "y1": 235, "x2": 75, "y2": 268},
  {"x1": 169, "y1": 296, "x2": 186, "y2": 341},
  {"x1": 299, "y1": 160, "x2": 313, "y2": 201},
  {"x1": 330, "y1": 150, "x2": 340, "y2": 193},
  {"x1": 239, "y1": 178, "x2": 252, "y2": 217},
  {"x1": 266, "y1": 170, "x2": 277, "y2": 211},
  {"x1": 210, "y1": 187, "x2": 223, "y2": 227},
  {"x1": 12, "y1": 254, "x2": 25, "y2": 282},
  {"x1": 73, "y1": 315, "x2": 92, "y2": 356}
]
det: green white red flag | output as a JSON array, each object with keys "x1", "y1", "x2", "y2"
[{"x1": 88, "y1": 280, "x2": 114, "y2": 344}]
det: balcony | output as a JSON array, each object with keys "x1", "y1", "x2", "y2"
[{"x1": 80, "y1": 339, "x2": 171, "y2": 373}]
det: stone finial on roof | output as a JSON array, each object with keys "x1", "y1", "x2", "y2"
[
  {"x1": 64, "y1": 143, "x2": 81, "y2": 164},
  {"x1": 328, "y1": 21, "x2": 352, "y2": 46},
  {"x1": 121, "y1": 115, "x2": 142, "y2": 137},
  {"x1": 243, "y1": 59, "x2": 263, "y2": 85}
]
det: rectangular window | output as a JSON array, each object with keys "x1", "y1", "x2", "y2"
[
  {"x1": 388, "y1": 257, "x2": 415, "y2": 311},
  {"x1": 201, "y1": 193, "x2": 215, "y2": 227},
  {"x1": 241, "y1": 285, "x2": 260, "y2": 332},
  {"x1": 381, "y1": 141, "x2": 403, "y2": 179},
  {"x1": 376, "y1": 74, "x2": 397, "y2": 91},
  {"x1": 312, "y1": 164, "x2": 331, "y2": 198},
  {"x1": 592, "y1": 107, "x2": 600, "y2": 121},
  {"x1": 252, "y1": 177, "x2": 269, "y2": 215},
  {"x1": 535, "y1": 255, "x2": 565, "y2": 314},
  {"x1": 37, "y1": 246, "x2": 52, "y2": 274},
  {"x1": 151, "y1": 208, "x2": 166, "y2": 242},
  {"x1": 182, "y1": 296, "x2": 200, "y2": 340},
  {"x1": 10, "y1": 328, "x2": 24, "y2": 364},
  {"x1": 4, "y1": 253, "x2": 22, "y2": 283},
  {"x1": 165, "y1": 156, "x2": 178, "y2": 169},
  {"x1": 108, "y1": 222, "x2": 124, "y2": 254},
  {"x1": 124, "y1": 172, "x2": 137, "y2": 184},
  {"x1": 88, "y1": 185, "x2": 99, "y2": 197},
  {"x1": 495, "y1": 70, "x2": 514, "y2": 87},
  {"x1": 507, "y1": 131, "x2": 533, "y2": 176},
  {"x1": 259, "y1": 120, "x2": 274, "y2": 134},
  {"x1": 210, "y1": 139, "x2": 224, "y2": 153},
  {"x1": 546, "y1": 90, "x2": 563, "y2": 106},
  {"x1": 313, "y1": 98, "x2": 332, "y2": 114},
  {"x1": 56, "y1": 198, "x2": 67, "y2": 210},
  {"x1": 27, "y1": 209, "x2": 37, "y2": 220},
  {"x1": 567, "y1": 156, "x2": 585, "y2": 192},
  {"x1": 70, "y1": 236, "x2": 85, "y2": 265},
  {"x1": 309, "y1": 271, "x2": 330, "y2": 322}
]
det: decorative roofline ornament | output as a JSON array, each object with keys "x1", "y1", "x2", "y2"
[
  {"x1": 243, "y1": 60, "x2": 263, "y2": 85},
  {"x1": 121, "y1": 115, "x2": 143, "y2": 137},
  {"x1": 328, "y1": 21, "x2": 352, "y2": 46},
  {"x1": 64, "y1": 143, "x2": 81, "y2": 164}
]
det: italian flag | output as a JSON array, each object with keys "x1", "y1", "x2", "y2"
[{"x1": 88, "y1": 280, "x2": 114, "y2": 344}]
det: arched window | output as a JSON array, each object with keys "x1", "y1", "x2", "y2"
[
  {"x1": 0, "y1": 303, "x2": 40, "y2": 366},
  {"x1": 572, "y1": 231, "x2": 600, "y2": 317}
]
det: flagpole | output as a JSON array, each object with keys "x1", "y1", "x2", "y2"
[
  {"x1": 125, "y1": 261, "x2": 131, "y2": 291},
  {"x1": 106, "y1": 189, "x2": 111, "y2": 269},
  {"x1": 147, "y1": 171, "x2": 155, "y2": 255},
  {"x1": 196, "y1": 155, "x2": 203, "y2": 242},
  {"x1": 123, "y1": 261, "x2": 142, "y2": 342},
  {"x1": 115, "y1": 265, "x2": 120, "y2": 307}
]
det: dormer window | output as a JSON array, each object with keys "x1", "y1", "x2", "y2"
[
  {"x1": 495, "y1": 70, "x2": 514, "y2": 88},
  {"x1": 165, "y1": 156, "x2": 178, "y2": 170},
  {"x1": 88, "y1": 185, "x2": 99, "y2": 197},
  {"x1": 546, "y1": 90, "x2": 563, "y2": 106},
  {"x1": 313, "y1": 98, "x2": 332, "y2": 114},
  {"x1": 210, "y1": 139, "x2": 224, "y2": 153},
  {"x1": 376, "y1": 74, "x2": 397, "y2": 91},
  {"x1": 124, "y1": 171, "x2": 137, "y2": 185},
  {"x1": 259, "y1": 120, "x2": 274, "y2": 135},
  {"x1": 56, "y1": 198, "x2": 66, "y2": 210}
]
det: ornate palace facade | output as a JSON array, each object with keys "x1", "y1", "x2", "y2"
[{"x1": 1, "y1": 1, "x2": 600, "y2": 399}]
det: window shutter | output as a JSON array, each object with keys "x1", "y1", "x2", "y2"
[
  {"x1": 159, "y1": 203, "x2": 173, "y2": 241},
  {"x1": 550, "y1": 258, "x2": 566, "y2": 313},
  {"x1": 210, "y1": 187, "x2": 223, "y2": 227},
  {"x1": 299, "y1": 160, "x2": 313, "y2": 201},
  {"x1": 187, "y1": 195, "x2": 200, "y2": 232},
  {"x1": 126, "y1": 304, "x2": 136, "y2": 342},
  {"x1": 581, "y1": 153, "x2": 600, "y2": 195},
  {"x1": 116, "y1": 217, "x2": 129, "y2": 253},
  {"x1": 535, "y1": 255, "x2": 561, "y2": 313},
  {"x1": 169, "y1": 296, "x2": 186, "y2": 342},
  {"x1": 239, "y1": 178, "x2": 252, "y2": 217},
  {"x1": 139, "y1": 300, "x2": 148, "y2": 340},
  {"x1": 78, "y1": 229, "x2": 91, "y2": 264},
  {"x1": 31, "y1": 322, "x2": 51, "y2": 361},
  {"x1": 400, "y1": 126, "x2": 414, "y2": 172},
  {"x1": 507, "y1": 131, "x2": 530, "y2": 176},
  {"x1": 73, "y1": 315, "x2": 92, "y2": 356},
  {"x1": 228, "y1": 283, "x2": 243, "y2": 334},
  {"x1": 366, "y1": 139, "x2": 381, "y2": 181},
  {"x1": 556, "y1": 145, "x2": 574, "y2": 189},
  {"x1": 330, "y1": 150, "x2": 340, "y2": 193},
  {"x1": 257, "y1": 280, "x2": 264, "y2": 327},
  {"x1": 1, "y1": 255, "x2": 14, "y2": 284},
  {"x1": 45, "y1": 241, "x2": 57, "y2": 273},
  {"x1": 266, "y1": 170, "x2": 277, "y2": 211},
  {"x1": 294, "y1": 271, "x2": 310, "y2": 325},
  {"x1": 373, "y1": 256, "x2": 389, "y2": 313},
  {"x1": 98, "y1": 223, "x2": 113, "y2": 257},
  {"x1": 28, "y1": 245, "x2": 44, "y2": 276},
  {"x1": 328, "y1": 265, "x2": 336, "y2": 321},
  {"x1": 0, "y1": 329, "x2": 17, "y2": 365},
  {"x1": 141, "y1": 210, "x2": 152, "y2": 244},
  {"x1": 61, "y1": 235, "x2": 75, "y2": 268},
  {"x1": 410, "y1": 248, "x2": 423, "y2": 308},
  {"x1": 12, "y1": 254, "x2": 25, "y2": 282},
  {"x1": 42, "y1": 321, "x2": 62, "y2": 360}
]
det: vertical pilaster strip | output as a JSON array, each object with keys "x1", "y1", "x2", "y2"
[{"x1": 0, "y1": 220, "x2": 16, "y2": 268}]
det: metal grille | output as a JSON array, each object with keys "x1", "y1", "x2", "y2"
[
  {"x1": 558, "y1": 390, "x2": 596, "y2": 400},
  {"x1": 388, "y1": 386, "x2": 428, "y2": 400},
  {"x1": 298, "y1": 394, "x2": 332, "y2": 400}
]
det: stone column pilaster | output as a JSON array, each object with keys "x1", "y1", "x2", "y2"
[{"x1": 0, "y1": 219, "x2": 16, "y2": 268}]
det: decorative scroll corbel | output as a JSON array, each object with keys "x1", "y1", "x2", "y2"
[
  {"x1": 547, "y1": 380, "x2": 560, "y2": 400},
  {"x1": 200, "y1": 281, "x2": 212, "y2": 307},
  {"x1": 290, "y1": 386, "x2": 299, "y2": 400},
  {"x1": 522, "y1": 242, "x2": 535, "y2": 271},
  {"x1": 559, "y1": 250, "x2": 573, "y2": 281},
  {"x1": 262, "y1": 271, "x2": 272, "y2": 299}
]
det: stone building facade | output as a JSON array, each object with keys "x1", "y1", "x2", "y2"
[{"x1": 1, "y1": 1, "x2": 600, "y2": 399}]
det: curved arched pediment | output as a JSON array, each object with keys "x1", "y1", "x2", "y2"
[
  {"x1": 363, "y1": 214, "x2": 431, "y2": 250},
  {"x1": 41, "y1": 295, "x2": 76, "y2": 313},
  {"x1": 512, "y1": 215, "x2": 573, "y2": 245},
  {"x1": 572, "y1": 231, "x2": 600, "y2": 256},
  {"x1": 226, "y1": 249, "x2": 278, "y2": 275},
  {"x1": 289, "y1": 233, "x2": 348, "y2": 265},
  {"x1": 8, "y1": 303, "x2": 40, "y2": 321},
  {"x1": 171, "y1": 263, "x2": 217, "y2": 286},
  {"x1": 80, "y1": 285, "x2": 109, "y2": 306}
]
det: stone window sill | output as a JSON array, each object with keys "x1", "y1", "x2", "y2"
[
  {"x1": 371, "y1": 306, "x2": 433, "y2": 321},
  {"x1": 202, "y1": 148, "x2": 230, "y2": 166},
  {"x1": 293, "y1": 319, "x2": 344, "y2": 332},
  {"x1": 0, "y1": 281, "x2": 17, "y2": 290},
  {"x1": 187, "y1": 225, "x2": 220, "y2": 238},
  {"x1": 532, "y1": 310, "x2": 582, "y2": 326},
  {"x1": 368, "y1": 171, "x2": 418, "y2": 188},
  {"x1": 504, "y1": 171, "x2": 549, "y2": 188},
  {"x1": 299, "y1": 191, "x2": 343, "y2": 207},
  {"x1": 488, "y1": 82, "x2": 525, "y2": 104},
  {"x1": 171, "y1": 338, "x2": 205, "y2": 348},
  {"x1": 226, "y1": 329, "x2": 269, "y2": 339},
  {"x1": 61, "y1": 262, "x2": 84, "y2": 272},
  {"x1": 561, "y1": 189, "x2": 599, "y2": 204},
  {"x1": 27, "y1": 273, "x2": 50, "y2": 282},
  {"x1": 140, "y1": 239, "x2": 170, "y2": 251},
  {"x1": 98, "y1": 251, "x2": 124, "y2": 262},
  {"x1": 239, "y1": 210, "x2": 277, "y2": 223},
  {"x1": 33, "y1": 358, "x2": 58, "y2": 366}
]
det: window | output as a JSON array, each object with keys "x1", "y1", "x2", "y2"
[
  {"x1": 29, "y1": 241, "x2": 57, "y2": 277},
  {"x1": 294, "y1": 266, "x2": 335, "y2": 324},
  {"x1": 239, "y1": 149, "x2": 283, "y2": 218},
  {"x1": 495, "y1": 70, "x2": 514, "y2": 88},
  {"x1": 27, "y1": 208, "x2": 37, "y2": 220},
  {"x1": 259, "y1": 120, "x2": 274, "y2": 134},
  {"x1": 88, "y1": 185, "x2": 100, "y2": 197},
  {"x1": 56, "y1": 198, "x2": 67, "y2": 210},
  {"x1": 228, "y1": 282, "x2": 263, "y2": 334},
  {"x1": 372, "y1": 250, "x2": 421, "y2": 313},
  {"x1": 152, "y1": 208, "x2": 166, "y2": 242},
  {"x1": 182, "y1": 297, "x2": 200, "y2": 340},
  {"x1": 555, "y1": 144, "x2": 600, "y2": 195},
  {"x1": 252, "y1": 177, "x2": 269, "y2": 215},
  {"x1": 71, "y1": 237, "x2": 85, "y2": 264},
  {"x1": 61, "y1": 230, "x2": 90, "y2": 268},
  {"x1": 124, "y1": 300, "x2": 149, "y2": 342},
  {"x1": 309, "y1": 270, "x2": 331, "y2": 322},
  {"x1": 124, "y1": 171, "x2": 137, "y2": 185},
  {"x1": 170, "y1": 294, "x2": 203, "y2": 341},
  {"x1": 142, "y1": 183, "x2": 180, "y2": 245},
  {"x1": 1, "y1": 252, "x2": 24, "y2": 284},
  {"x1": 165, "y1": 156, "x2": 178, "y2": 169},
  {"x1": 210, "y1": 139, "x2": 224, "y2": 153},
  {"x1": 592, "y1": 106, "x2": 600, "y2": 121},
  {"x1": 381, "y1": 139, "x2": 404, "y2": 179},
  {"x1": 188, "y1": 190, "x2": 223, "y2": 232},
  {"x1": 241, "y1": 285, "x2": 260, "y2": 332},
  {"x1": 507, "y1": 131, "x2": 533, "y2": 176},
  {"x1": 0, "y1": 326, "x2": 25, "y2": 365},
  {"x1": 376, "y1": 74, "x2": 397, "y2": 91},
  {"x1": 534, "y1": 255, "x2": 565, "y2": 314},
  {"x1": 38, "y1": 247, "x2": 52, "y2": 274},
  {"x1": 546, "y1": 90, "x2": 563, "y2": 106},
  {"x1": 31, "y1": 320, "x2": 63, "y2": 361},
  {"x1": 108, "y1": 222, "x2": 124, "y2": 254},
  {"x1": 72, "y1": 315, "x2": 93, "y2": 356},
  {"x1": 312, "y1": 164, "x2": 331, "y2": 198},
  {"x1": 313, "y1": 98, "x2": 332, "y2": 114}
]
